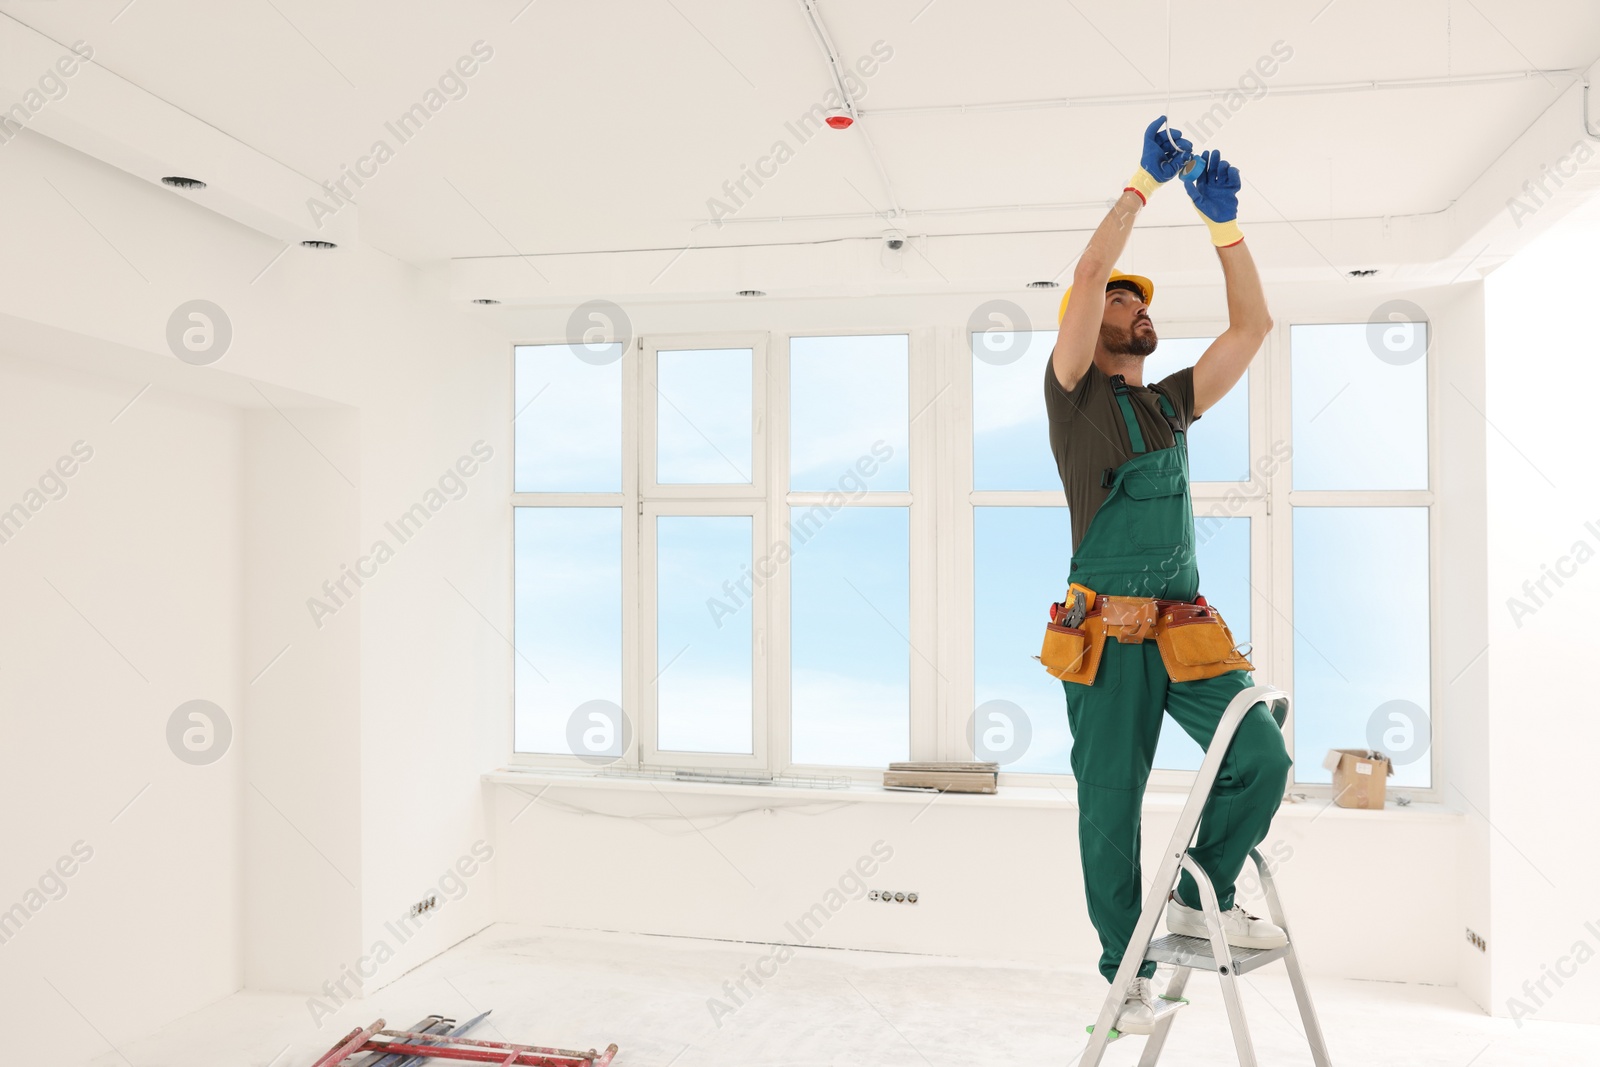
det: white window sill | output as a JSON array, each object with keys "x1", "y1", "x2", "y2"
[{"x1": 483, "y1": 768, "x2": 1462, "y2": 823}]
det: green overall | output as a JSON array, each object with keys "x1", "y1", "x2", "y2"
[{"x1": 1063, "y1": 374, "x2": 1292, "y2": 983}]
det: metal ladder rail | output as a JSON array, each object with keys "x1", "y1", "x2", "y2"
[
  {"x1": 1080, "y1": 684, "x2": 1290, "y2": 1067},
  {"x1": 1136, "y1": 854, "x2": 1238, "y2": 1067},
  {"x1": 1134, "y1": 845, "x2": 1334, "y2": 1067},
  {"x1": 1254, "y1": 840, "x2": 1332, "y2": 1065}
]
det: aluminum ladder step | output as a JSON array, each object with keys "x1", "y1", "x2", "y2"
[{"x1": 1144, "y1": 932, "x2": 1291, "y2": 976}]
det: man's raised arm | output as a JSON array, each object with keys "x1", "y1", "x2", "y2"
[
  {"x1": 1051, "y1": 116, "x2": 1193, "y2": 394},
  {"x1": 1182, "y1": 148, "x2": 1273, "y2": 418}
]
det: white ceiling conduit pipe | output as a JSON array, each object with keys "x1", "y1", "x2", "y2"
[
  {"x1": 1583, "y1": 77, "x2": 1600, "y2": 139},
  {"x1": 795, "y1": 0, "x2": 905, "y2": 222},
  {"x1": 700, "y1": 63, "x2": 1600, "y2": 234},
  {"x1": 858, "y1": 67, "x2": 1589, "y2": 118}
]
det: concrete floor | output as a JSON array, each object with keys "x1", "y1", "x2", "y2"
[{"x1": 89, "y1": 924, "x2": 1596, "y2": 1067}]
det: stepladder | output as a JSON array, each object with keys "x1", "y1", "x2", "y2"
[{"x1": 1079, "y1": 685, "x2": 1333, "y2": 1067}]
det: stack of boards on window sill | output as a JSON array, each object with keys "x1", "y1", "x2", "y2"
[{"x1": 883, "y1": 761, "x2": 999, "y2": 794}]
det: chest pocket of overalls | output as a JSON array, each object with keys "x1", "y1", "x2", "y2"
[{"x1": 1118, "y1": 460, "x2": 1187, "y2": 549}]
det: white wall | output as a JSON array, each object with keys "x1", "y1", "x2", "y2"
[
  {"x1": 243, "y1": 406, "x2": 363, "y2": 994},
  {"x1": 491, "y1": 776, "x2": 1462, "y2": 985},
  {"x1": 1427, "y1": 281, "x2": 1494, "y2": 1011},
  {"x1": 0, "y1": 354, "x2": 242, "y2": 1063},
  {"x1": 0, "y1": 128, "x2": 509, "y2": 1052},
  {"x1": 1483, "y1": 210, "x2": 1600, "y2": 1026}
]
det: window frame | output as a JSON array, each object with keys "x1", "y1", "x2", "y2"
[
  {"x1": 508, "y1": 335, "x2": 639, "y2": 770},
  {"x1": 776, "y1": 328, "x2": 936, "y2": 776},
  {"x1": 505, "y1": 310, "x2": 1443, "y2": 803},
  {"x1": 641, "y1": 499, "x2": 769, "y2": 770},
  {"x1": 1277, "y1": 319, "x2": 1439, "y2": 794},
  {"x1": 643, "y1": 333, "x2": 769, "y2": 499}
]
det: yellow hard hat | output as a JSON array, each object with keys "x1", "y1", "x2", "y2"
[{"x1": 1059, "y1": 271, "x2": 1155, "y2": 323}]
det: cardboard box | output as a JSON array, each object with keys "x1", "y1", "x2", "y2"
[{"x1": 1322, "y1": 749, "x2": 1394, "y2": 809}]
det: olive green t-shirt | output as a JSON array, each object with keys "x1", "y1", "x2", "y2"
[{"x1": 1044, "y1": 359, "x2": 1200, "y2": 555}]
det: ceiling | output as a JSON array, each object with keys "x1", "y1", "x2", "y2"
[{"x1": 5, "y1": 0, "x2": 1600, "y2": 297}]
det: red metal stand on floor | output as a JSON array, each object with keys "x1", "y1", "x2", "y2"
[{"x1": 310, "y1": 1019, "x2": 618, "y2": 1067}]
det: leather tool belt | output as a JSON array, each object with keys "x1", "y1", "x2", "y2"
[
  {"x1": 1037, "y1": 585, "x2": 1254, "y2": 686},
  {"x1": 1100, "y1": 595, "x2": 1175, "y2": 643}
]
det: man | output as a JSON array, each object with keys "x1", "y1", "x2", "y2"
[{"x1": 1043, "y1": 116, "x2": 1293, "y2": 1035}]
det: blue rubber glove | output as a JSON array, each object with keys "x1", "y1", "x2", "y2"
[
  {"x1": 1127, "y1": 115, "x2": 1194, "y2": 202},
  {"x1": 1183, "y1": 149, "x2": 1244, "y2": 246}
]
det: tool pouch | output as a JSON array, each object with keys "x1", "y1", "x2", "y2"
[
  {"x1": 1101, "y1": 595, "x2": 1159, "y2": 643},
  {"x1": 1154, "y1": 602, "x2": 1254, "y2": 682},
  {"x1": 1037, "y1": 615, "x2": 1107, "y2": 685},
  {"x1": 1036, "y1": 583, "x2": 1107, "y2": 685}
]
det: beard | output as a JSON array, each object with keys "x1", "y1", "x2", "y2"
[{"x1": 1102, "y1": 319, "x2": 1158, "y2": 357}]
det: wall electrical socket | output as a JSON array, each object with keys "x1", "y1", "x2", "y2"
[
  {"x1": 410, "y1": 894, "x2": 439, "y2": 918},
  {"x1": 868, "y1": 889, "x2": 918, "y2": 904}
]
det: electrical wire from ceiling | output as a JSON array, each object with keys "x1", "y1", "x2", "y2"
[{"x1": 503, "y1": 783, "x2": 858, "y2": 838}]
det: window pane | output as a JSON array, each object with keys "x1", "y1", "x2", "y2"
[
  {"x1": 658, "y1": 515, "x2": 753, "y2": 753},
  {"x1": 973, "y1": 330, "x2": 1059, "y2": 491},
  {"x1": 791, "y1": 335, "x2": 909, "y2": 492},
  {"x1": 974, "y1": 506, "x2": 1073, "y2": 774},
  {"x1": 1145, "y1": 338, "x2": 1249, "y2": 482},
  {"x1": 657, "y1": 348, "x2": 753, "y2": 484},
  {"x1": 514, "y1": 344, "x2": 622, "y2": 492},
  {"x1": 1292, "y1": 507, "x2": 1431, "y2": 787},
  {"x1": 514, "y1": 507, "x2": 621, "y2": 753},
  {"x1": 1155, "y1": 515, "x2": 1252, "y2": 771},
  {"x1": 790, "y1": 506, "x2": 910, "y2": 766},
  {"x1": 1291, "y1": 323, "x2": 1428, "y2": 490}
]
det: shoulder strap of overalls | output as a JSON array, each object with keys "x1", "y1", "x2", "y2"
[
  {"x1": 1155, "y1": 386, "x2": 1183, "y2": 441},
  {"x1": 1109, "y1": 375, "x2": 1183, "y2": 455}
]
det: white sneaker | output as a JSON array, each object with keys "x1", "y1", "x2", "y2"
[
  {"x1": 1165, "y1": 890, "x2": 1288, "y2": 950},
  {"x1": 1113, "y1": 975, "x2": 1186, "y2": 1035}
]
